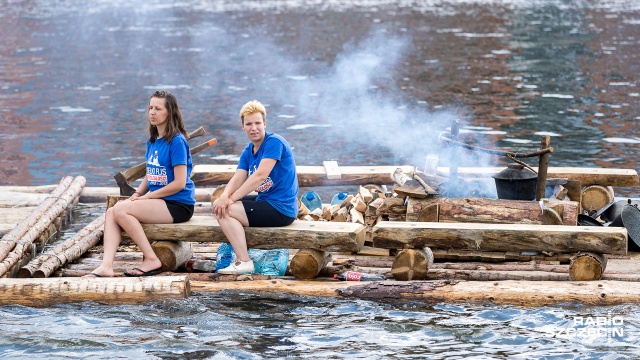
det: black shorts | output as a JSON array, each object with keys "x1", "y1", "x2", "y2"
[
  {"x1": 241, "y1": 197, "x2": 296, "y2": 227},
  {"x1": 165, "y1": 200, "x2": 194, "y2": 223}
]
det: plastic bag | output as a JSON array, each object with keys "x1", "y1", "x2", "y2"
[{"x1": 216, "y1": 243, "x2": 289, "y2": 276}]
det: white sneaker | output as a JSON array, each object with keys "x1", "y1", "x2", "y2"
[{"x1": 217, "y1": 260, "x2": 254, "y2": 275}]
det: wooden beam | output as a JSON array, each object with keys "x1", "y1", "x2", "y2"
[
  {"x1": 191, "y1": 165, "x2": 415, "y2": 186},
  {"x1": 372, "y1": 221, "x2": 628, "y2": 255},
  {"x1": 139, "y1": 215, "x2": 366, "y2": 252},
  {"x1": 436, "y1": 167, "x2": 639, "y2": 187}
]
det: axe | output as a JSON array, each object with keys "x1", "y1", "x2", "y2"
[{"x1": 114, "y1": 127, "x2": 215, "y2": 195}]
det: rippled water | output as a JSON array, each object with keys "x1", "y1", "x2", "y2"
[
  {"x1": 1, "y1": 293, "x2": 639, "y2": 359},
  {"x1": 2, "y1": 0, "x2": 640, "y2": 358}
]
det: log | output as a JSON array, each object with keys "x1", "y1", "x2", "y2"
[
  {"x1": 138, "y1": 215, "x2": 366, "y2": 252},
  {"x1": 289, "y1": 249, "x2": 331, "y2": 279},
  {"x1": 569, "y1": 252, "x2": 608, "y2": 281},
  {"x1": 435, "y1": 167, "x2": 638, "y2": 187},
  {"x1": 391, "y1": 247, "x2": 434, "y2": 281},
  {"x1": 0, "y1": 176, "x2": 74, "y2": 262},
  {"x1": 18, "y1": 214, "x2": 105, "y2": 278},
  {"x1": 431, "y1": 249, "x2": 574, "y2": 263},
  {"x1": 151, "y1": 241, "x2": 193, "y2": 271},
  {"x1": 191, "y1": 279, "x2": 640, "y2": 306},
  {"x1": 372, "y1": 221, "x2": 628, "y2": 255},
  {"x1": 581, "y1": 185, "x2": 614, "y2": 215},
  {"x1": 33, "y1": 228, "x2": 103, "y2": 278},
  {"x1": 0, "y1": 176, "x2": 86, "y2": 277},
  {"x1": 405, "y1": 197, "x2": 439, "y2": 222},
  {"x1": 437, "y1": 197, "x2": 578, "y2": 225},
  {"x1": 0, "y1": 276, "x2": 190, "y2": 306},
  {"x1": 191, "y1": 165, "x2": 415, "y2": 187},
  {"x1": 426, "y1": 269, "x2": 570, "y2": 281}
]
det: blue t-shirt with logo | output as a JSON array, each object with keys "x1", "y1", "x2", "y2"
[
  {"x1": 145, "y1": 133, "x2": 196, "y2": 205},
  {"x1": 238, "y1": 132, "x2": 299, "y2": 218}
]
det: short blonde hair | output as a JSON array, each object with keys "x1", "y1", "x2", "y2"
[{"x1": 239, "y1": 100, "x2": 266, "y2": 123}]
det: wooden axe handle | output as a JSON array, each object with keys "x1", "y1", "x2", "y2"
[
  {"x1": 118, "y1": 137, "x2": 217, "y2": 184},
  {"x1": 116, "y1": 127, "x2": 207, "y2": 184}
]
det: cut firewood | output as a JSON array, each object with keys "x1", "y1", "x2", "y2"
[
  {"x1": 350, "y1": 194, "x2": 367, "y2": 213},
  {"x1": 350, "y1": 207, "x2": 365, "y2": 224},
  {"x1": 359, "y1": 186, "x2": 373, "y2": 203}
]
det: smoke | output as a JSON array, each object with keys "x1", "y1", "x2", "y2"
[{"x1": 286, "y1": 33, "x2": 458, "y2": 170}]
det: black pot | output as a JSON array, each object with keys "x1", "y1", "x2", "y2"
[{"x1": 493, "y1": 164, "x2": 538, "y2": 201}]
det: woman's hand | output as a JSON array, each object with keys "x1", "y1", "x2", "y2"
[{"x1": 213, "y1": 194, "x2": 234, "y2": 218}]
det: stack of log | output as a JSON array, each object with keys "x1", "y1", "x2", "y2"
[{"x1": 0, "y1": 176, "x2": 85, "y2": 278}]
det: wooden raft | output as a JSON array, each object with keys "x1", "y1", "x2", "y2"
[
  {"x1": 372, "y1": 221, "x2": 628, "y2": 255},
  {"x1": 139, "y1": 215, "x2": 366, "y2": 253}
]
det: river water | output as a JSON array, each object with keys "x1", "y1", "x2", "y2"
[{"x1": 1, "y1": 0, "x2": 640, "y2": 358}]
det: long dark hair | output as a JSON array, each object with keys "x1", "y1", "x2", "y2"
[{"x1": 147, "y1": 90, "x2": 187, "y2": 143}]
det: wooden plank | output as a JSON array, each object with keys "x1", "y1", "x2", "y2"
[
  {"x1": 140, "y1": 215, "x2": 366, "y2": 252},
  {"x1": 436, "y1": 167, "x2": 639, "y2": 187},
  {"x1": 323, "y1": 161, "x2": 342, "y2": 180},
  {"x1": 191, "y1": 165, "x2": 415, "y2": 186},
  {"x1": 372, "y1": 221, "x2": 628, "y2": 255}
]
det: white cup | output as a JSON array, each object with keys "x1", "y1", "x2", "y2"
[{"x1": 424, "y1": 155, "x2": 439, "y2": 175}]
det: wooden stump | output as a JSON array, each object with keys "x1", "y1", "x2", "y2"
[
  {"x1": 569, "y1": 252, "x2": 608, "y2": 281},
  {"x1": 391, "y1": 247, "x2": 434, "y2": 281},
  {"x1": 151, "y1": 241, "x2": 193, "y2": 271},
  {"x1": 289, "y1": 248, "x2": 331, "y2": 279},
  {"x1": 581, "y1": 185, "x2": 614, "y2": 215}
]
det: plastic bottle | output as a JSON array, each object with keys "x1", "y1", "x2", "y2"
[
  {"x1": 301, "y1": 191, "x2": 322, "y2": 211},
  {"x1": 333, "y1": 271, "x2": 386, "y2": 281},
  {"x1": 331, "y1": 192, "x2": 349, "y2": 206},
  {"x1": 184, "y1": 259, "x2": 216, "y2": 273}
]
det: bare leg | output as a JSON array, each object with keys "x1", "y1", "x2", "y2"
[
  {"x1": 86, "y1": 199, "x2": 173, "y2": 277},
  {"x1": 86, "y1": 207, "x2": 121, "y2": 277},
  {"x1": 216, "y1": 202, "x2": 251, "y2": 262}
]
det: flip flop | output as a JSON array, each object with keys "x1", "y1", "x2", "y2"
[
  {"x1": 124, "y1": 267, "x2": 162, "y2": 277},
  {"x1": 83, "y1": 272, "x2": 113, "y2": 278}
]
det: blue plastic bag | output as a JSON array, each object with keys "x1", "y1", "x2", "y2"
[
  {"x1": 215, "y1": 242, "x2": 237, "y2": 272},
  {"x1": 216, "y1": 243, "x2": 289, "y2": 276}
]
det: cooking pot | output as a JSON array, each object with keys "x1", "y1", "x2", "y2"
[{"x1": 492, "y1": 164, "x2": 537, "y2": 201}]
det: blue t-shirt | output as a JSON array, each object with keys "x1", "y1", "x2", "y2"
[
  {"x1": 238, "y1": 132, "x2": 299, "y2": 218},
  {"x1": 145, "y1": 133, "x2": 196, "y2": 205}
]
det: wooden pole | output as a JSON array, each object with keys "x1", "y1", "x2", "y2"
[{"x1": 536, "y1": 136, "x2": 551, "y2": 201}]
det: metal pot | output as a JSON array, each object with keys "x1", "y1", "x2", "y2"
[{"x1": 492, "y1": 164, "x2": 537, "y2": 201}]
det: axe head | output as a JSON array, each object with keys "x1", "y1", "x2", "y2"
[{"x1": 114, "y1": 172, "x2": 136, "y2": 196}]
